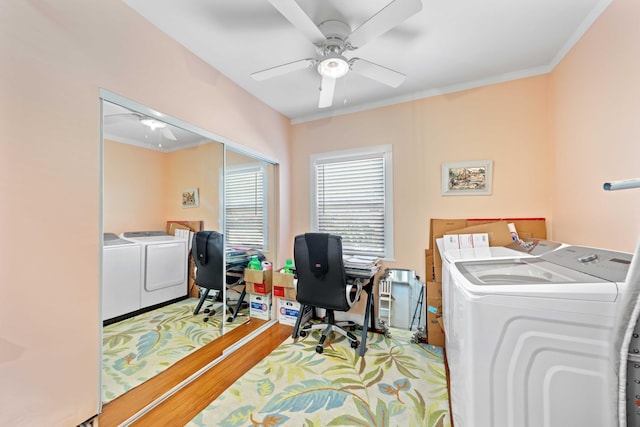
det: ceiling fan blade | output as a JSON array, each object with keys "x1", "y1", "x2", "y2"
[
  {"x1": 347, "y1": 0, "x2": 423, "y2": 48},
  {"x1": 349, "y1": 58, "x2": 406, "y2": 88},
  {"x1": 268, "y1": 0, "x2": 326, "y2": 44},
  {"x1": 251, "y1": 58, "x2": 315, "y2": 81},
  {"x1": 318, "y1": 76, "x2": 336, "y2": 108},
  {"x1": 161, "y1": 127, "x2": 177, "y2": 141}
]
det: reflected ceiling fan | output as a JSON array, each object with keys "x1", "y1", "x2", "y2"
[
  {"x1": 104, "y1": 112, "x2": 177, "y2": 141},
  {"x1": 251, "y1": 0, "x2": 423, "y2": 108}
]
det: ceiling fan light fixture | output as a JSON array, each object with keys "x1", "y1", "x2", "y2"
[
  {"x1": 318, "y1": 53, "x2": 349, "y2": 79},
  {"x1": 140, "y1": 118, "x2": 167, "y2": 131}
]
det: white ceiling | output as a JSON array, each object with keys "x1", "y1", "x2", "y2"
[{"x1": 122, "y1": 0, "x2": 611, "y2": 124}]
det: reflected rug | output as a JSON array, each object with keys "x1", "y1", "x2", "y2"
[
  {"x1": 102, "y1": 297, "x2": 249, "y2": 403},
  {"x1": 188, "y1": 328, "x2": 451, "y2": 427}
]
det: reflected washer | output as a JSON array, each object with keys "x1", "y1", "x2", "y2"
[
  {"x1": 121, "y1": 231, "x2": 188, "y2": 308},
  {"x1": 447, "y1": 245, "x2": 632, "y2": 427},
  {"x1": 102, "y1": 233, "x2": 142, "y2": 321}
]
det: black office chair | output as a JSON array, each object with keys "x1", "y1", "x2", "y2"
[
  {"x1": 192, "y1": 230, "x2": 246, "y2": 322},
  {"x1": 292, "y1": 233, "x2": 368, "y2": 355}
]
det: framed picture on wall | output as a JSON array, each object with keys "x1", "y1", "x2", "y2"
[
  {"x1": 442, "y1": 160, "x2": 493, "y2": 196},
  {"x1": 181, "y1": 187, "x2": 200, "y2": 208}
]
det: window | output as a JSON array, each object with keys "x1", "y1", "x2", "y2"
[
  {"x1": 311, "y1": 145, "x2": 393, "y2": 259},
  {"x1": 225, "y1": 164, "x2": 266, "y2": 250}
]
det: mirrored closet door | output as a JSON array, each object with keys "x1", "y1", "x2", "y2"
[{"x1": 101, "y1": 98, "x2": 234, "y2": 404}]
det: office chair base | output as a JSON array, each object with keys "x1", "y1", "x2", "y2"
[{"x1": 299, "y1": 322, "x2": 360, "y2": 354}]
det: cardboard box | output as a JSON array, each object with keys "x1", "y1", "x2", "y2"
[
  {"x1": 426, "y1": 296, "x2": 444, "y2": 347},
  {"x1": 248, "y1": 281, "x2": 273, "y2": 294},
  {"x1": 427, "y1": 281, "x2": 442, "y2": 298},
  {"x1": 277, "y1": 298, "x2": 312, "y2": 326},
  {"x1": 273, "y1": 285, "x2": 297, "y2": 300},
  {"x1": 244, "y1": 268, "x2": 273, "y2": 286},
  {"x1": 445, "y1": 220, "x2": 513, "y2": 248},
  {"x1": 430, "y1": 219, "x2": 467, "y2": 283},
  {"x1": 425, "y1": 249, "x2": 435, "y2": 282},
  {"x1": 273, "y1": 269, "x2": 295, "y2": 288},
  {"x1": 429, "y1": 218, "x2": 547, "y2": 282},
  {"x1": 249, "y1": 293, "x2": 272, "y2": 320}
]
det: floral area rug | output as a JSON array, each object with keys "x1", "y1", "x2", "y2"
[
  {"x1": 188, "y1": 327, "x2": 450, "y2": 427},
  {"x1": 102, "y1": 297, "x2": 249, "y2": 403}
]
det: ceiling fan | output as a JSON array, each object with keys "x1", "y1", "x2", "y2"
[
  {"x1": 104, "y1": 112, "x2": 177, "y2": 141},
  {"x1": 251, "y1": 0, "x2": 423, "y2": 108}
]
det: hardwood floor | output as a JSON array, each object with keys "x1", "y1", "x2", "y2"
[
  {"x1": 130, "y1": 323, "x2": 293, "y2": 426},
  {"x1": 97, "y1": 318, "x2": 290, "y2": 427}
]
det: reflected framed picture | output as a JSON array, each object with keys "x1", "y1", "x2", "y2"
[
  {"x1": 442, "y1": 160, "x2": 493, "y2": 196},
  {"x1": 181, "y1": 187, "x2": 199, "y2": 208}
]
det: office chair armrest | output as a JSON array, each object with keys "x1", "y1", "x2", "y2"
[{"x1": 346, "y1": 278, "x2": 364, "y2": 308}]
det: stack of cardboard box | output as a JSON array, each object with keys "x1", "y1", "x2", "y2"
[
  {"x1": 425, "y1": 218, "x2": 547, "y2": 348},
  {"x1": 244, "y1": 268, "x2": 273, "y2": 320},
  {"x1": 273, "y1": 268, "x2": 312, "y2": 326}
]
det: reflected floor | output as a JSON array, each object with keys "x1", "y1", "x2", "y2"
[{"x1": 102, "y1": 297, "x2": 249, "y2": 403}]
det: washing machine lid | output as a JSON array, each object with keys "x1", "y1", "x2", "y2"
[
  {"x1": 454, "y1": 257, "x2": 619, "y2": 301},
  {"x1": 103, "y1": 232, "x2": 136, "y2": 247},
  {"x1": 121, "y1": 231, "x2": 179, "y2": 243}
]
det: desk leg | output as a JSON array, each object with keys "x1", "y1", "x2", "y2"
[
  {"x1": 359, "y1": 291, "x2": 374, "y2": 356},
  {"x1": 228, "y1": 283, "x2": 246, "y2": 322}
]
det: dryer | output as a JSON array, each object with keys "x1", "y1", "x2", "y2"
[
  {"x1": 102, "y1": 233, "x2": 142, "y2": 321},
  {"x1": 447, "y1": 245, "x2": 632, "y2": 427},
  {"x1": 121, "y1": 231, "x2": 188, "y2": 308}
]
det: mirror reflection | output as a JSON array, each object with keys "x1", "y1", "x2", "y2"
[
  {"x1": 223, "y1": 149, "x2": 278, "y2": 312},
  {"x1": 100, "y1": 100, "x2": 253, "y2": 404}
]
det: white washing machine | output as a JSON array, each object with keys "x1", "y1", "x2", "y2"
[
  {"x1": 440, "y1": 238, "x2": 564, "y2": 347},
  {"x1": 440, "y1": 243, "x2": 528, "y2": 348},
  {"x1": 447, "y1": 245, "x2": 632, "y2": 427},
  {"x1": 102, "y1": 233, "x2": 142, "y2": 321},
  {"x1": 121, "y1": 231, "x2": 188, "y2": 308}
]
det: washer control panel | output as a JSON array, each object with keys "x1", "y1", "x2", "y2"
[{"x1": 541, "y1": 245, "x2": 632, "y2": 283}]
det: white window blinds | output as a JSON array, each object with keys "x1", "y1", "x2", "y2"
[
  {"x1": 312, "y1": 147, "x2": 392, "y2": 258},
  {"x1": 225, "y1": 166, "x2": 265, "y2": 250}
]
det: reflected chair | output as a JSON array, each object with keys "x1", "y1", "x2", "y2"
[
  {"x1": 192, "y1": 230, "x2": 247, "y2": 322},
  {"x1": 292, "y1": 233, "x2": 369, "y2": 355}
]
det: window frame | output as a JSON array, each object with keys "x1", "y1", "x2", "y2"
[
  {"x1": 310, "y1": 145, "x2": 394, "y2": 260},
  {"x1": 223, "y1": 162, "x2": 268, "y2": 251}
]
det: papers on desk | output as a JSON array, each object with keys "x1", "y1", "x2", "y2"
[
  {"x1": 343, "y1": 255, "x2": 381, "y2": 278},
  {"x1": 226, "y1": 248, "x2": 265, "y2": 270}
]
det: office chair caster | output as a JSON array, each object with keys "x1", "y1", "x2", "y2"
[
  {"x1": 299, "y1": 330, "x2": 308, "y2": 338},
  {"x1": 315, "y1": 345, "x2": 324, "y2": 354},
  {"x1": 350, "y1": 340, "x2": 359, "y2": 349},
  {"x1": 227, "y1": 316, "x2": 234, "y2": 322},
  {"x1": 203, "y1": 316, "x2": 210, "y2": 322}
]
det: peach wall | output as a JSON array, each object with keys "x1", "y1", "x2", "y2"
[
  {"x1": 550, "y1": 0, "x2": 640, "y2": 252},
  {"x1": 165, "y1": 143, "x2": 224, "y2": 231},
  {"x1": 291, "y1": 76, "x2": 553, "y2": 279},
  {"x1": 0, "y1": 1, "x2": 289, "y2": 425},
  {"x1": 104, "y1": 140, "x2": 169, "y2": 233},
  {"x1": 105, "y1": 140, "x2": 224, "y2": 235}
]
